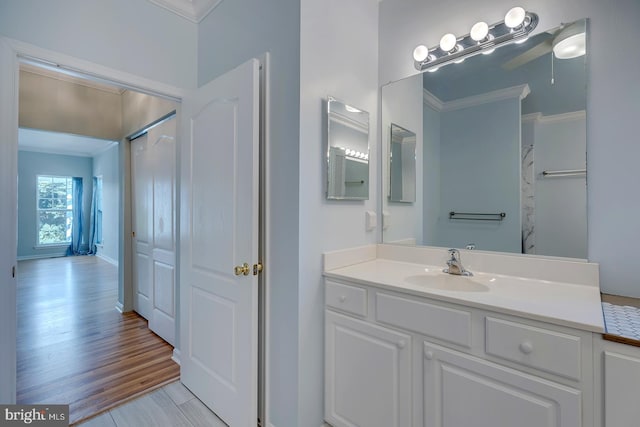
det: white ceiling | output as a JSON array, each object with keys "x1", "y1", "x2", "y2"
[
  {"x1": 19, "y1": 128, "x2": 118, "y2": 158},
  {"x1": 147, "y1": 0, "x2": 223, "y2": 23}
]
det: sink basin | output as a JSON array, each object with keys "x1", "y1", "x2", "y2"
[{"x1": 404, "y1": 274, "x2": 490, "y2": 292}]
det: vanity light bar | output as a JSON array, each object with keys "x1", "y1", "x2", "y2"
[{"x1": 413, "y1": 7, "x2": 538, "y2": 72}]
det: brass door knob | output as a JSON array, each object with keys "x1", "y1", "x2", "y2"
[{"x1": 234, "y1": 263, "x2": 250, "y2": 276}]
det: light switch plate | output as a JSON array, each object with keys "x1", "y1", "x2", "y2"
[
  {"x1": 383, "y1": 211, "x2": 391, "y2": 230},
  {"x1": 365, "y1": 211, "x2": 376, "y2": 232}
]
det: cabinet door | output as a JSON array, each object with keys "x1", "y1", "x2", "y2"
[
  {"x1": 604, "y1": 351, "x2": 640, "y2": 427},
  {"x1": 325, "y1": 311, "x2": 411, "y2": 427},
  {"x1": 423, "y1": 342, "x2": 581, "y2": 427}
]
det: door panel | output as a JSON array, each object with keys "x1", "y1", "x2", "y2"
[
  {"x1": 131, "y1": 136, "x2": 153, "y2": 320},
  {"x1": 180, "y1": 58, "x2": 260, "y2": 427},
  {"x1": 191, "y1": 100, "x2": 238, "y2": 273},
  {"x1": 153, "y1": 261, "x2": 175, "y2": 317},
  {"x1": 149, "y1": 118, "x2": 177, "y2": 345},
  {"x1": 152, "y1": 129, "x2": 175, "y2": 251},
  {"x1": 131, "y1": 117, "x2": 177, "y2": 346}
]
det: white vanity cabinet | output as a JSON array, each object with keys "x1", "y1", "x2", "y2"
[
  {"x1": 325, "y1": 310, "x2": 412, "y2": 427},
  {"x1": 592, "y1": 338, "x2": 640, "y2": 427},
  {"x1": 422, "y1": 342, "x2": 581, "y2": 427},
  {"x1": 324, "y1": 278, "x2": 594, "y2": 427}
]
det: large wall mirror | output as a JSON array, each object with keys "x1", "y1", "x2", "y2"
[
  {"x1": 327, "y1": 96, "x2": 370, "y2": 200},
  {"x1": 382, "y1": 19, "x2": 588, "y2": 258}
]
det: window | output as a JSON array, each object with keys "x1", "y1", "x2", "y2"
[{"x1": 37, "y1": 175, "x2": 73, "y2": 245}]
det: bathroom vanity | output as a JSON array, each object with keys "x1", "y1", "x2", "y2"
[{"x1": 323, "y1": 244, "x2": 604, "y2": 427}]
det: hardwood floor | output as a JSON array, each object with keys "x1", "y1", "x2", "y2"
[{"x1": 16, "y1": 256, "x2": 180, "y2": 425}]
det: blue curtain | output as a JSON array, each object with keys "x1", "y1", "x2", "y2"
[
  {"x1": 67, "y1": 177, "x2": 84, "y2": 255},
  {"x1": 87, "y1": 177, "x2": 99, "y2": 255}
]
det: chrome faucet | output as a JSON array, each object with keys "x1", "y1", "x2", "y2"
[{"x1": 443, "y1": 249, "x2": 473, "y2": 276}]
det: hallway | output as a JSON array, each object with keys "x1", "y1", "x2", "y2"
[{"x1": 17, "y1": 256, "x2": 180, "y2": 424}]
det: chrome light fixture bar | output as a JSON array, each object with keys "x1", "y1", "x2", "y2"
[{"x1": 413, "y1": 7, "x2": 539, "y2": 72}]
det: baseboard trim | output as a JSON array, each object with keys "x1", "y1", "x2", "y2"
[
  {"x1": 172, "y1": 348, "x2": 181, "y2": 366},
  {"x1": 115, "y1": 302, "x2": 124, "y2": 313},
  {"x1": 17, "y1": 253, "x2": 66, "y2": 261},
  {"x1": 96, "y1": 253, "x2": 118, "y2": 267},
  {"x1": 269, "y1": 422, "x2": 330, "y2": 427}
]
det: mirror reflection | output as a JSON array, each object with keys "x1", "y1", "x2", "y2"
[
  {"x1": 382, "y1": 19, "x2": 587, "y2": 258},
  {"x1": 389, "y1": 123, "x2": 417, "y2": 203},
  {"x1": 327, "y1": 96, "x2": 370, "y2": 200}
]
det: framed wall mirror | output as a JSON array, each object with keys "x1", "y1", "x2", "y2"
[
  {"x1": 327, "y1": 96, "x2": 370, "y2": 200},
  {"x1": 381, "y1": 19, "x2": 588, "y2": 258}
]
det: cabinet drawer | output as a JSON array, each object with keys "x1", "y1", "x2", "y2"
[
  {"x1": 325, "y1": 280, "x2": 367, "y2": 317},
  {"x1": 485, "y1": 317, "x2": 582, "y2": 380},
  {"x1": 376, "y1": 292, "x2": 471, "y2": 347}
]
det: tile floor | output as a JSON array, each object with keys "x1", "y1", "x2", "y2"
[
  {"x1": 77, "y1": 381, "x2": 227, "y2": 427},
  {"x1": 602, "y1": 302, "x2": 640, "y2": 341}
]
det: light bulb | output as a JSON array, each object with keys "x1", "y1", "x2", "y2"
[
  {"x1": 439, "y1": 33, "x2": 457, "y2": 52},
  {"x1": 470, "y1": 21, "x2": 489, "y2": 42},
  {"x1": 413, "y1": 45, "x2": 429, "y2": 62},
  {"x1": 505, "y1": 6, "x2": 526, "y2": 29}
]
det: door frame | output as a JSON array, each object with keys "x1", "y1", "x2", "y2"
[
  {"x1": 0, "y1": 35, "x2": 184, "y2": 394},
  {"x1": 0, "y1": 37, "x2": 271, "y2": 427}
]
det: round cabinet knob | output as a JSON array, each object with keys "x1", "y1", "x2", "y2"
[
  {"x1": 339, "y1": 295, "x2": 347, "y2": 303},
  {"x1": 424, "y1": 350, "x2": 434, "y2": 360},
  {"x1": 397, "y1": 340, "x2": 406, "y2": 349},
  {"x1": 519, "y1": 341, "x2": 534, "y2": 354}
]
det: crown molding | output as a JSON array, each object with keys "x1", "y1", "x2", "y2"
[
  {"x1": 422, "y1": 89, "x2": 444, "y2": 111},
  {"x1": 423, "y1": 84, "x2": 530, "y2": 113},
  {"x1": 521, "y1": 112, "x2": 543, "y2": 123},
  {"x1": 539, "y1": 110, "x2": 586, "y2": 123},
  {"x1": 147, "y1": 0, "x2": 223, "y2": 23}
]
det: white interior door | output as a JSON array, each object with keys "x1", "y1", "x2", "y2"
[
  {"x1": 0, "y1": 37, "x2": 18, "y2": 404},
  {"x1": 131, "y1": 117, "x2": 177, "y2": 346},
  {"x1": 149, "y1": 117, "x2": 177, "y2": 345},
  {"x1": 131, "y1": 134, "x2": 153, "y2": 321},
  {"x1": 180, "y1": 58, "x2": 260, "y2": 427}
]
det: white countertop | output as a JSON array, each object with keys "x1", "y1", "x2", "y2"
[{"x1": 325, "y1": 258, "x2": 605, "y2": 333}]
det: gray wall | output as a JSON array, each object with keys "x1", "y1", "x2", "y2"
[
  {"x1": 379, "y1": 0, "x2": 640, "y2": 297},
  {"x1": 18, "y1": 151, "x2": 93, "y2": 259},
  {"x1": 197, "y1": 1, "x2": 301, "y2": 425},
  {"x1": 436, "y1": 98, "x2": 522, "y2": 252},
  {"x1": 423, "y1": 103, "x2": 441, "y2": 245},
  {"x1": 381, "y1": 74, "x2": 423, "y2": 244},
  {"x1": 298, "y1": 0, "x2": 379, "y2": 425},
  {"x1": 534, "y1": 114, "x2": 587, "y2": 258},
  {"x1": 0, "y1": 0, "x2": 197, "y2": 89},
  {"x1": 93, "y1": 146, "x2": 119, "y2": 264}
]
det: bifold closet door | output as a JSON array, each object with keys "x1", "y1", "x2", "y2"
[{"x1": 131, "y1": 116, "x2": 176, "y2": 346}]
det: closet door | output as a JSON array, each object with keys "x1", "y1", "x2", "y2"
[
  {"x1": 131, "y1": 134, "x2": 153, "y2": 321},
  {"x1": 130, "y1": 116, "x2": 176, "y2": 346},
  {"x1": 149, "y1": 117, "x2": 176, "y2": 346}
]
